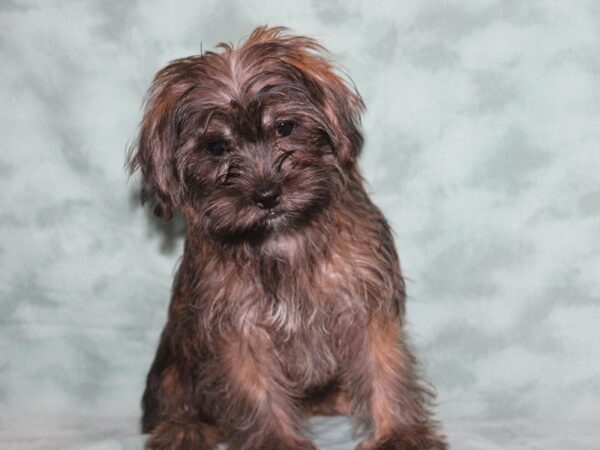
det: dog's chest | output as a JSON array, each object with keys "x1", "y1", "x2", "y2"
[{"x1": 256, "y1": 245, "x2": 365, "y2": 388}]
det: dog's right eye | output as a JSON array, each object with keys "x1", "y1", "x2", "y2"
[
  {"x1": 276, "y1": 121, "x2": 295, "y2": 137},
  {"x1": 206, "y1": 141, "x2": 227, "y2": 156}
]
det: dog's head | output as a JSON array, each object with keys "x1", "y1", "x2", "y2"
[{"x1": 129, "y1": 26, "x2": 364, "y2": 240}]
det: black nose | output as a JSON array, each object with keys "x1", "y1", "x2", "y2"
[{"x1": 253, "y1": 185, "x2": 281, "y2": 210}]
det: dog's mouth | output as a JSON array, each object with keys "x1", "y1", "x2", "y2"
[{"x1": 263, "y1": 207, "x2": 285, "y2": 223}]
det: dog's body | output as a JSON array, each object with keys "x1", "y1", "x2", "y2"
[{"x1": 130, "y1": 27, "x2": 446, "y2": 450}]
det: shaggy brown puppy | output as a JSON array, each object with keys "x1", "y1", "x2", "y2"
[{"x1": 129, "y1": 26, "x2": 447, "y2": 450}]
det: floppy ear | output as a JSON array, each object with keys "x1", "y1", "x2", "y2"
[
  {"x1": 128, "y1": 62, "x2": 192, "y2": 220},
  {"x1": 297, "y1": 57, "x2": 365, "y2": 166},
  {"x1": 251, "y1": 28, "x2": 365, "y2": 166}
]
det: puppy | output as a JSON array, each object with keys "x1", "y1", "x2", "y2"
[{"x1": 129, "y1": 26, "x2": 447, "y2": 450}]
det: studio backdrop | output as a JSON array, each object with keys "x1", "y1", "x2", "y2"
[{"x1": 1, "y1": 1, "x2": 599, "y2": 449}]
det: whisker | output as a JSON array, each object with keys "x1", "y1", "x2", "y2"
[{"x1": 274, "y1": 150, "x2": 296, "y2": 173}]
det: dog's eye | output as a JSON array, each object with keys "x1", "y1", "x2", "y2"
[
  {"x1": 276, "y1": 121, "x2": 294, "y2": 137},
  {"x1": 206, "y1": 141, "x2": 228, "y2": 156}
]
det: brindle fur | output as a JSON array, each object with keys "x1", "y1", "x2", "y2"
[{"x1": 129, "y1": 26, "x2": 447, "y2": 450}]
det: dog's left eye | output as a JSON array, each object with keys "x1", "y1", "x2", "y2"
[
  {"x1": 206, "y1": 141, "x2": 228, "y2": 156},
  {"x1": 276, "y1": 121, "x2": 294, "y2": 137}
]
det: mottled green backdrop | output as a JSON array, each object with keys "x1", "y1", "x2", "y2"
[{"x1": 1, "y1": 1, "x2": 599, "y2": 449}]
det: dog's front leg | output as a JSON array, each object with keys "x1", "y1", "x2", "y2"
[
  {"x1": 142, "y1": 324, "x2": 223, "y2": 450},
  {"x1": 219, "y1": 331, "x2": 317, "y2": 450},
  {"x1": 347, "y1": 318, "x2": 447, "y2": 450}
]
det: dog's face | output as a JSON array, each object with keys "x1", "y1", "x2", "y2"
[{"x1": 130, "y1": 27, "x2": 365, "y2": 240}]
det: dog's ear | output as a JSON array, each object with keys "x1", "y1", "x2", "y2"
[
  {"x1": 247, "y1": 27, "x2": 366, "y2": 166},
  {"x1": 295, "y1": 56, "x2": 365, "y2": 167},
  {"x1": 128, "y1": 62, "x2": 192, "y2": 220}
]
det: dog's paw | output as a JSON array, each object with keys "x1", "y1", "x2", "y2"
[{"x1": 145, "y1": 420, "x2": 221, "y2": 450}]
